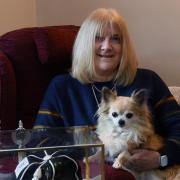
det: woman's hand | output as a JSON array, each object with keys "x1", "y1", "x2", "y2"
[{"x1": 125, "y1": 149, "x2": 160, "y2": 172}]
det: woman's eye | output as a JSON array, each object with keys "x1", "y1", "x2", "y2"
[
  {"x1": 111, "y1": 35, "x2": 121, "y2": 43},
  {"x1": 95, "y1": 35, "x2": 104, "y2": 42},
  {"x1": 112, "y1": 112, "x2": 118, "y2": 117},
  {"x1": 126, "y1": 113, "x2": 133, "y2": 119}
]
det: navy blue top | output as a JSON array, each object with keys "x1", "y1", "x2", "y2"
[{"x1": 35, "y1": 68, "x2": 180, "y2": 166}]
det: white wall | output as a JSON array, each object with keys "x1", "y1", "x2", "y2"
[
  {"x1": 0, "y1": 0, "x2": 179, "y2": 86},
  {"x1": 36, "y1": 0, "x2": 180, "y2": 86},
  {"x1": 0, "y1": 0, "x2": 36, "y2": 35}
]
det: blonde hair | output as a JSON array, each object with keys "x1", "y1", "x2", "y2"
[{"x1": 72, "y1": 8, "x2": 138, "y2": 86}]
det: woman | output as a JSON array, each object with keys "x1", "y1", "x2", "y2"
[{"x1": 34, "y1": 8, "x2": 180, "y2": 179}]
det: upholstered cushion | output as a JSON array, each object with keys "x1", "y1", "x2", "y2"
[
  {"x1": 0, "y1": 28, "x2": 47, "y2": 129},
  {"x1": 0, "y1": 26, "x2": 79, "y2": 130},
  {"x1": 169, "y1": 86, "x2": 180, "y2": 105},
  {"x1": 33, "y1": 26, "x2": 79, "y2": 64}
]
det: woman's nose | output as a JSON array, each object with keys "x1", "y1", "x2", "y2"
[{"x1": 100, "y1": 38, "x2": 112, "y2": 51}]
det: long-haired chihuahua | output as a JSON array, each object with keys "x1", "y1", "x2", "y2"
[{"x1": 96, "y1": 87, "x2": 180, "y2": 180}]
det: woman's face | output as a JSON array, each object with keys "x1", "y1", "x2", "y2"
[{"x1": 94, "y1": 25, "x2": 122, "y2": 81}]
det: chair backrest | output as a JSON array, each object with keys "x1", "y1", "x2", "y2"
[
  {"x1": 0, "y1": 25, "x2": 79, "y2": 130},
  {"x1": 169, "y1": 86, "x2": 180, "y2": 105}
]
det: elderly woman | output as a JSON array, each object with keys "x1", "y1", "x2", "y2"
[{"x1": 34, "y1": 8, "x2": 180, "y2": 179}]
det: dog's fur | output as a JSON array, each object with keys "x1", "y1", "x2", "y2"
[{"x1": 95, "y1": 87, "x2": 180, "y2": 180}]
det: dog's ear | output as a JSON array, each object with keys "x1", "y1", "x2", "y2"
[
  {"x1": 132, "y1": 89, "x2": 148, "y2": 106},
  {"x1": 101, "y1": 87, "x2": 116, "y2": 103}
]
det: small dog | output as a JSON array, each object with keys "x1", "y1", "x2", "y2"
[{"x1": 95, "y1": 87, "x2": 180, "y2": 180}]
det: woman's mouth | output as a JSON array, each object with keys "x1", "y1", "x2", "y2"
[{"x1": 97, "y1": 54, "x2": 114, "y2": 58}]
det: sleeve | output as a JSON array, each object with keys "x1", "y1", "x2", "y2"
[
  {"x1": 151, "y1": 72, "x2": 180, "y2": 166},
  {"x1": 34, "y1": 77, "x2": 65, "y2": 128}
]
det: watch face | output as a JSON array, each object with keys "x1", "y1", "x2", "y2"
[{"x1": 160, "y1": 155, "x2": 168, "y2": 167}]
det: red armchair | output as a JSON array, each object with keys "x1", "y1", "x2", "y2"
[{"x1": 0, "y1": 25, "x2": 79, "y2": 130}]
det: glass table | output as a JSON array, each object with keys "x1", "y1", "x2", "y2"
[{"x1": 0, "y1": 123, "x2": 105, "y2": 180}]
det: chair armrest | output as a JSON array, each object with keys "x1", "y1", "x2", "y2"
[{"x1": 0, "y1": 50, "x2": 16, "y2": 129}]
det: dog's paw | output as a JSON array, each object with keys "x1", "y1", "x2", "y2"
[
  {"x1": 112, "y1": 153, "x2": 129, "y2": 169},
  {"x1": 112, "y1": 158, "x2": 123, "y2": 169}
]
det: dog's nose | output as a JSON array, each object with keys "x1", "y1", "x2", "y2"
[{"x1": 118, "y1": 120, "x2": 125, "y2": 127}]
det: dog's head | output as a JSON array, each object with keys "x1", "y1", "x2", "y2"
[{"x1": 97, "y1": 87, "x2": 151, "y2": 131}]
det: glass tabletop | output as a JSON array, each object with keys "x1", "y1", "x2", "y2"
[
  {"x1": 0, "y1": 126, "x2": 105, "y2": 180},
  {"x1": 0, "y1": 126, "x2": 102, "y2": 152}
]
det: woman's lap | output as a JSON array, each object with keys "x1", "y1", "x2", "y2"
[{"x1": 104, "y1": 164, "x2": 135, "y2": 180}]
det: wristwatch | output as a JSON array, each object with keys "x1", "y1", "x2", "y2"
[{"x1": 159, "y1": 155, "x2": 168, "y2": 167}]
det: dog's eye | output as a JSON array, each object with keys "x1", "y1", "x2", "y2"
[
  {"x1": 126, "y1": 113, "x2": 133, "y2": 119},
  {"x1": 112, "y1": 112, "x2": 118, "y2": 117}
]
